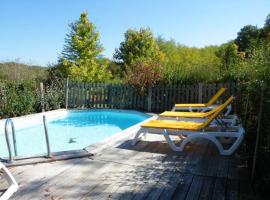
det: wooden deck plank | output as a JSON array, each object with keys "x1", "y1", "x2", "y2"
[
  {"x1": 198, "y1": 176, "x2": 215, "y2": 200},
  {"x1": 15, "y1": 141, "x2": 154, "y2": 200},
  {"x1": 169, "y1": 141, "x2": 202, "y2": 200},
  {"x1": 101, "y1": 143, "x2": 170, "y2": 200},
  {"x1": 156, "y1": 170, "x2": 185, "y2": 200},
  {"x1": 185, "y1": 175, "x2": 204, "y2": 200},
  {"x1": 142, "y1": 154, "x2": 182, "y2": 200},
  {"x1": 143, "y1": 141, "x2": 206, "y2": 200},
  {"x1": 216, "y1": 157, "x2": 230, "y2": 178},
  {"x1": 12, "y1": 158, "x2": 89, "y2": 199},
  {"x1": 80, "y1": 143, "x2": 166, "y2": 200},
  {"x1": 171, "y1": 174, "x2": 194, "y2": 200},
  {"x1": 212, "y1": 178, "x2": 227, "y2": 200},
  {"x1": 2, "y1": 137, "x2": 251, "y2": 200},
  {"x1": 226, "y1": 179, "x2": 239, "y2": 200}
]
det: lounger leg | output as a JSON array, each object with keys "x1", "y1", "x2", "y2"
[
  {"x1": 162, "y1": 130, "x2": 184, "y2": 152},
  {"x1": 224, "y1": 105, "x2": 232, "y2": 116},
  {"x1": 220, "y1": 128, "x2": 245, "y2": 155},
  {"x1": 179, "y1": 134, "x2": 224, "y2": 155},
  {"x1": 132, "y1": 129, "x2": 145, "y2": 146},
  {"x1": 178, "y1": 129, "x2": 244, "y2": 156},
  {"x1": 0, "y1": 163, "x2": 18, "y2": 200},
  {"x1": 178, "y1": 134, "x2": 186, "y2": 140}
]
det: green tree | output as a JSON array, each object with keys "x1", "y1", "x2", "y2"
[
  {"x1": 216, "y1": 42, "x2": 241, "y2": 69},
  {"x1": 114, "y1": 28, "x2": 164, "y2": 71},
  {"x1": 262, "y1": 13, "x2": 270, "y2": 42},
  {"x1": 216, "y1": 42, "x2": 248, "y2": 81},
  {"x1": 235, "y1": 25, "x2": 260, "y2": 54},
  {"x1": 61, "y1": 12, "x2": 111, "y2": 82},
  {"x1": 265, "y1": 13, "x2": 270, "y2": 27},
  {"x1": 156, "y1": 37, "x2": 220, "y2": 83}
]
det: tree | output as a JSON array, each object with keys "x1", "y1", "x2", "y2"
[
  {"x1": 265, "y1": 13, "x2": 270, "y2": 27},
  {"x1": 216, "y1": 43, "x2": 241, "y2": 69},
  {"x1": 61, "y1": 12, "x2": 111, "y2": 82},
  {"x1": 156, "y1": 37, "x2": 220, "y2": 83},
  {"x1": 126, "y1": 60, "x2": 163, "y2": 93},
  {"x1": 235, "y1": 25, "x2": 260, "y2": 53},
  {"x1": 262, "y1": 13, "x2": 270, "y2": 42},
  {"x1": 114, "y1": 28, "x2": 164, "y2": 71}
]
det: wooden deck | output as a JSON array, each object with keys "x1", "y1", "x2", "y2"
[{"x1": 2, "y1": 135, "x2": 253, "y2": 200}]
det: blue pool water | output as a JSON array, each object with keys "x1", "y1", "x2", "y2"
[{"x1": 0, "y1": 110, "x2": 149, "y2": 158}]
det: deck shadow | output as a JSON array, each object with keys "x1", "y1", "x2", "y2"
[{"x1": 116, "y1": 138, "x2": 220, "y2": 157}]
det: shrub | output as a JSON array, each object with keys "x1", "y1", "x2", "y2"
[
  {"x1": 125, "y1": 60, "x2": 163, "y2": 93},
  {"x1": 0, "y1": 79, "x2": 65, "y2": 119},
  {"x1": 0, "y1": 81, "x2": 37, "y2": 118}
]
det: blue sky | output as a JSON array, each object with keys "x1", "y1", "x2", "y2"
[{"x1": 0, "y1": 0, "x2": 269, "y2": 66}]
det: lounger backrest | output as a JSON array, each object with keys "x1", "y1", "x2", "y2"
[
  {"x1": 204, "y1": 105, "x2": 223, "y2": 116},
  {"x1": 206, "y1": 87, "x2": 227, "y2": 106},
  {"x1": 199, "y1": 96, "x2": 235, "y2": 129}
]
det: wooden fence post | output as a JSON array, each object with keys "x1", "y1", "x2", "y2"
[
  {"x1": 65, "y1": 78, "x2": 69, "y2": 109},
  {"x1": 40, "y1": 82, "x2": 45, "y2": 112},
  {"x1": 198, "y1": 83, "x2": 203, "y2": 103},
  {"x1": 147, "y1": 88, "x2": 152, "y2": 112},
  {"x1": 251, "y1": 88, "x2": 264, "y2": 183}
]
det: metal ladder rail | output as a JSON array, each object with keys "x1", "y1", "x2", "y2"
[
  {"x1": 4, "y1": 118, "x2": 18, "y2": 162},
  {"x1": 4, "y1": 116, "x2": 52, "y2": 163},
  {"x1": 43, "y1": 115, "x2": 52, "y2": 158}
]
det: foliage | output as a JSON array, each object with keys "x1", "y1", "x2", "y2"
[
  {"x1": 265, "y1": 14, "x2": 270, "y2": 26},
  {"x1": 0, "y1": 80, "x2": 64, "y2": 119},
  {"x1": 245, "y1": 42, "x2": 270, "y2": 85},
  {"x1": 0, "y1": 62, "x2": 48, "y2": 82},
  {"x1": 157, "y1": 37, "x2": 220, "y2": 84},
  {"x1": 215, "y1": 42, "x2": 247, "y2": 81},
  {"x1": 43, "y1": 80, "x2": 65, "y2": 111},
  {"x1": 235, "y1": 25, "x2": 260, "y2": 54},
  {"x1": 126, "y1": 60, "x2": 163, "y2": 93},
  {"x1": 114, "y1": 28, "x2": 165, "y2": 72},
  {"x1": 106, "y1": 60, "x2": 123, "y2": 83},
  {"x1": 61, "y1": 12, "x2": 111, "y2": 82},
  {"x1": 0, "y1": 81, "x2": 37, "y2": 118}
]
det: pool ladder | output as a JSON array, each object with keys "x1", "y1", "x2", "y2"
[
  {"x1": 4, "y1": 119, "x2": 18, "y2": 162},
  {"x1": 4, "y1": 115, "x2": 52, "y2": 162}
]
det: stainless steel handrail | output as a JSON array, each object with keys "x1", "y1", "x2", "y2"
[
  {"x1": 43, "y1": 115, "x2": 51, "y2": 158},
  {"x1": 4, "y1": 118, "x2": 18, "y2": 162}
]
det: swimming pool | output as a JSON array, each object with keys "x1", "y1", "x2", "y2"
[{"x1": 0, "y1": 110, "x2": 150, "y2": 158}]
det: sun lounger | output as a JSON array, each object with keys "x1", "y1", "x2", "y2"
[
  {"x1": 0, "y1": 162, "x2": 18, "y2": 200},
  {"x1": 132, "y1": 96, "x2": 244, "y2": 155},
  {"x1": 172, "y1": 87, "x2": 228, "y2": 112},
  {"x1": 160, "y1": 97, "x2": 239, "y2": 126}
]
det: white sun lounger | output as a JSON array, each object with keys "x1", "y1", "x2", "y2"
[
  {"x1": 159, "y1": 97, "x2": 239, "y2": 126},
  {"x1": 0, "y1": 162, "x2": 18, "y2": 200},
  {"x1": 172, "y1": 87, "x2": 228, "y2": 112},
  {"x1": 132, "y1": 96, "x2": 244, "y2": 156}
]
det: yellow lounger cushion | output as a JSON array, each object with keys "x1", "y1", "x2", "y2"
[
  {"x1": 159, "y1": 111, "x2": 209, "y2": 118},
  {"x1": 160, "y1": 106, "x2": 221, "y2": 118},
  {"x1": 143, "y1": 96, "x2": 234, "y2": 131},
  {"x1": 174, "y1": 103, "x2": 207, "y2": 107},
  {"x1": 174, "y1": 87, "x2": 227, "y2": 108},
  {"x1": 141, "y1": 120, "x2": 205, "y2": 130}
]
